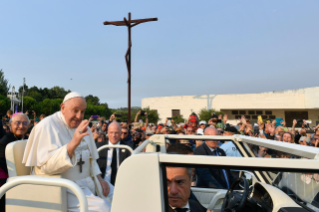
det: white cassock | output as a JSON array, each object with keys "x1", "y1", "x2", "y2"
[{"x1": 22, "y1": 111, "x2": 113, "y2": 212}]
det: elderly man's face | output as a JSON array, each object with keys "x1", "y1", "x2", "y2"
[
  {"x1": 108, "y1": 122, "x2": 121, "y2": 144},
  {"x1": 61, "y1": 98, "x2": 86, "y2": 128},
  {"x1": 204, "y1": 127, "x2": 218, "y2": 149},
  {"x1": 11, "y1": 114, "x2": 29, "y2": 138},
  {"x1": 166, "y1": 167, "x2": 191, "y2": 208}
]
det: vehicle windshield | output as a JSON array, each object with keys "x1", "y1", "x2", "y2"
[
  {"x1": 240, "y1": 141, "x2": 319, "y2": 210},
  {"x1": 272, "y1": 171, "x2": 319, "y2": 210},
  {"x1": 163, "y1": 163, "x2": 319, "y2": 212}
]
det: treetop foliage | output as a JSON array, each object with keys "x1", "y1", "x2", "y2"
[
  {"x1": 0, "y1": 69, "x2": 10, "y2": 96},
  {"x1": 1, "y1": 69, "x2": 160, "y2": 121}
]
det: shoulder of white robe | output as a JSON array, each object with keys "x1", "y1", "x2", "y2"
[{"x1": 23, "y1": 112, "x2": 61, "y2": 166}]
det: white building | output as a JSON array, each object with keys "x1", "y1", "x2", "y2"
[{"x1": 141, "y1": 86, "x2": 319, "y2": 127}]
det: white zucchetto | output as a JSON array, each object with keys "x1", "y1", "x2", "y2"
[{"x1": 63, "y1": 92, "x2": 84, "y2": 103}]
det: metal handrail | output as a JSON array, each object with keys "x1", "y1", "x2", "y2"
[
  {"x1": 0, "y1": 176, "x2": 88, "y2": 212},
  {"x1": 132, "y1": 139, "x2": 153, "y2": 155},
  {"x1": 161, "y1": 134, "x2": 319, "y2": 159},
  {"x1": 164, "y1": 134, "x2": 234, "y2": 141},
  {"x1": 97, "y1": 144, "x2": 133, "y2": 154}
]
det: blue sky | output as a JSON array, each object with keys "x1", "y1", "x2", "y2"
[{"x1": 1, "y1": 0, "x2": 319, "y2": 108}]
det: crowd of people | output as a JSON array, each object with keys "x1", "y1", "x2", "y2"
[
  {"x1": 88, "y1": 111, "x2": 319, "y2": 152},
  {"x1": 1, "y1": 99, "x2": 319, "y2": 211}
]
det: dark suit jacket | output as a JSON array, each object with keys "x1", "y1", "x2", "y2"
[
  {"x1": 96, "y1": 140, "x2": 132, "y2": 179},
  {"x1": 0, "y1": 132, "x2": 28, "y2": 175},
  {"x1": 193, "y1": 143, "x2": 234, "y2": 189},
  {"x1": 189, "y1": 199, "x2": 207, "y2": 212},
  {"x1": 0, "y1": 121, "x2": 6, "y2": 140},
  {"x1": 169, "y1": 199, "x2": 206, "y2": 212}
]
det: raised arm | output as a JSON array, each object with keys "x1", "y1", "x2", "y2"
[
  {"x1": 135, "y1": 110, "x2": 141, "y2": 123},
  {"x1": 144, "y1": 112, "x2": 149, "y2": 128}
]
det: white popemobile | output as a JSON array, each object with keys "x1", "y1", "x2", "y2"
[{"x1": 1, "y1": 134, "x2": 319, "y2": 212}]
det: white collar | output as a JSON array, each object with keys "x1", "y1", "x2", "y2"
[
  {"x1": 58, "y1": 111, "x2": 74, "y2": 130},
  {"x1": 171, "y1": 202, "x2": 190, "y2": 211},
  {"x1": 108, "y1": 141, "x2": 120, "y2": 146}
]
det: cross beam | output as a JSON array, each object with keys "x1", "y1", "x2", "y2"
[{"x1": 104, "y1": 13, "x2": 157, "y2": 124}]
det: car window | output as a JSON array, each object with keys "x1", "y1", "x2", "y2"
[{"x1": 162, "y1": 163, "x2": 319, "y2": 212}]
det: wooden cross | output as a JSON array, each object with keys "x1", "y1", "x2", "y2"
[
  {"x1": 77, "y1": 155, "x2": 85, "y2": 173},
  {"x1": 103, "y1": 13, "x2": 157, "y2": 124}
]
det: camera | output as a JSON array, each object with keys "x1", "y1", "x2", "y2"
[{"x1": 296, "y1": 119, "x2": 303, "y2": 124}]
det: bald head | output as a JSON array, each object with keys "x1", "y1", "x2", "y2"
[
  {"x1": 60, "y1": 97, "x2": 87, "y2": 128},
  {"x1": 204, "y1": 127, "x2": 218, "y2": 149},
  {"x1": 204, "y1": 127, "x2": 218, "y2": 136},
  {"x1": 108, "y1": 122, "x2": 122, "y2": 144}
]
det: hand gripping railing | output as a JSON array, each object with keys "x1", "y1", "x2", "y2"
[
  {"x1": 97, "y1": 144, "x2": 133, "y2": 154},
  {"x1": 0, "y1": 176, "x2": 88, "y2": 212}
]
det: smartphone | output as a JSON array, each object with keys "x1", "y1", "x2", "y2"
[
  {"x1": 140, "y1": 111, "x2": 145, "y2": 116},
  {"x1": 167, "y1": 117, "x2": 172, "y2": 120},
  {"x1": 258, "y1": 116, "x2": 263, "y2": 124},
  {"x1": 114, "y1": 114, "x2": 122, "y2": 117},
  {"x1": 253, "y1": 127, "x2": 259, "y2": 135},
  {"x1": 92, "y1": 115, "x2": 99, "y2": 119},
  {"x1": 306, "y1": 130, "x2": 315, "y2": 134}
]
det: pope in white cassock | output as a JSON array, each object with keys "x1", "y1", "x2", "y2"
[{"x1": 22, "y1": 92, "x2": 113, "y2": 212}]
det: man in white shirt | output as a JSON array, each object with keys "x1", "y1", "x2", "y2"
[{"x1": 96, "y1": 122, "x2": 132, "y2": 185}]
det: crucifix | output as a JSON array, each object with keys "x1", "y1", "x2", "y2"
[
  {"x1": 77, "y1": 156, "x2": 85, "y2": 173},
  {"x1": 104, "y1": 13, "x2": 158, "y2": 124}
]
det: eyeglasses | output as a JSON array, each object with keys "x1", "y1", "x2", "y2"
[
  {"x1": 121, "y1": 132, "x2": 128, "y2": 135},
  {"x1": 13, "y1": 121, "x2": 28, "y2": 127}
]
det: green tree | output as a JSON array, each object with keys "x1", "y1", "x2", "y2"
[
  {"x1": 0, "y1": 94, "x2": 10, "y2": 116},
  {"x1": 85, "y1": 95, "x2": 100, "y2": 106},
  {"x1": 0, "y1": 69, "x2": 10, "y2": 96},
  {"x1": 51, "y1": 86, "x2": 69, "y2": 99},
  {"x1": 19, "y1": 84, "x2": 29, "y2": 96},
  {"x1": 198, "y1": 108, "x2": 223, "y2": 122},
  {"x1": 142, "y1": 107, "x2": 160, "y2": 123},
  {"x1": 112, "y1": 107, "x2": 160, "y2": 123},
  {"x1": 28, "y1": 90, "x2": 43, "y2": 102},
  {"x1": 22, "y1": 96, "x2": 37, "y2": 112},
  {"x1": 172, "y1": 114, "x2": 185, "y2": 123},
  {"x1": 40, "y1": 98, "x2": 63, "y2": 115},
  {"x1": 85, "y1": 103, "x2": 112, "y2": 119}
]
